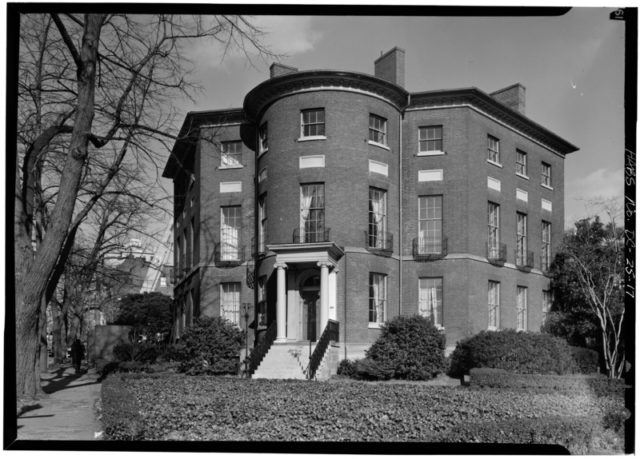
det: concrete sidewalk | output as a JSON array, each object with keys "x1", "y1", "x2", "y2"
[{"x1": 17, "y1": 364, "x2": 103, "y2": 441}]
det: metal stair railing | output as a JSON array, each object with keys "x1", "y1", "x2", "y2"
[
  {"x1": 246, "y1": 321, "x2": 277, "y2": 377},
  {"x1": 305, "y1": 319, "x2": 339, "y2": 380}
]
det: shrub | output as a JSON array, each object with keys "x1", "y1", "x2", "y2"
[
  {"x1": 113, "y1": 341, "x2": 158, "y2": 363},
  {"x1": 353, "y1": 358, "x2": 394, "y2": 380},
  {"x1": 570, "y1": 346, "x2": 600, "y2": 374},
  {"x1": 101, "y1": 375, "x2": 145, "y2": 440},
  {"x1": 176, "y1": 316, "x2": 244, "y2": 375},
  {"x1": 448, "y1": 330, "x2": 579, "y2": 377},
  {"x1": 337, "y1": 359, "x2": 356, "y2": 378},
  {"x1": 365, "y1": 315, "x2": 446, "y2": 380}
]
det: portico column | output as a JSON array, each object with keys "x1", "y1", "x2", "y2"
[
  {"x1": 317, "y1": 261, "x2": 332, "y2": 333},
  {"x1": 328, "y1": 268, "x2": 338, "y2": 321},
  {"x1": 275, "y1": 262, "x2": 288, "y2": 342}
]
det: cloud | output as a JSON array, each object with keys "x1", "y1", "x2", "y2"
[
  {"x1": 565, "y1": 167, "x2": 624, "y2": 226},
  {"x1": 183, "y1": 16, "x2": 320, "y2": 69},
  {"x1": 250, "y1": 16, "x2": 321, "y2": 56}
]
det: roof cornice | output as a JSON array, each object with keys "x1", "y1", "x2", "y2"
[
  {"x1": 162, "y1": 108, "x2": 246, "y2": 178},
  {"x1": 408, "y1": 88, "x2": 578, "y2": 155},
  {"x1": 244, "y1": 70, "x2": 409, "y2": 121}
]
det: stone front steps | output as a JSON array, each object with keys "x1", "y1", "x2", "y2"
[
  {"x1": 252, "y1": 341, "x2": 342, "y2": 380},
  {"x1": 252, "y1": 343, "x2": 311, "y2": 379}
]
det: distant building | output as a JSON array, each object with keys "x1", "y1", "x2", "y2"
[{"x1": 163, "y1": 47, "x2": 578, "y2": 378}]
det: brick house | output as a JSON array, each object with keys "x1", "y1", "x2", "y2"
[{"x1": 162, "y1": 47, "x2": 578, "y2": 378}]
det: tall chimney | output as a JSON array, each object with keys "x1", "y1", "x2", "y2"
[
  {"x1": 270, "y1": 63, "x2": 298, "y2": 78},
  {"x1": 490, "y1": 83, "x2": 526, "y2": 114},
  {"x1": 374, "y1": 47, "x2": 405, "y2": 87}
]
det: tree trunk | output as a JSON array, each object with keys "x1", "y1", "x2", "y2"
[
  {"x1": 52, "y1": 304, "x2": 65, "y2": 364},
  {"x1": 39, "y1": 298, "x2": 48, "y2": 373},
  {"x1": 15, "y1": 14, "x2": 103, "y2": 399}
]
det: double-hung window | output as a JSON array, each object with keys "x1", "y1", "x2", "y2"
[
  {"x1": 488, "y1": 281, "x2": 500, "y2": 330},
  {"x1": 369, "y1": 114, "x2": 387, "y2": 146},
  {"x1": 220, "y1": 141, "x2": 242, "y2": 168},
  {"x1": 368, "y1": 188, "x2": 387, "y2": 249},
  {"x1": 419, "y1": 126, "x2": 443, "y2": 153},
  {"x1": 516, "y1": 212, "x2": 528, "y2": 266},
  {"x1": 369, "y1": 273, "x2": 387, "y2": 325},
  {"x1": 516, "y1": 150, "x2": 527, "y2": 176},
  {"x1": 258, "y1": 195, "x2": 267, "y2": 254},
  {"x1": 517, "y1": 286, "x2": 528, "y2": 331},
  {"x1": 541, "y1": 221, "x2": 552, "y2": 271},
  {"x1": 488, "y1": 202, "x2": 500, "y2": 258},
  {"x1": 487, "y1": 135, "x2": 500, "y2": 164},
  {"x1": 301, "y1": 108, "x2": 325, "y2": 137},
  {"x1": 419, "y1": 278, "x2": 443, "y2": 327},
  {"x1": 541, "y1": 162, "x2": 552, "y2": 187},
  {"x1": 300, "y1": 183, "x2": 325, "y2": 243},
  {"x1": 418, "y1": 196, "x2": 443, "y2": 254},
  {"x1": 221, "y1": 206, "x2": 241, "y2": 260},
  {"x1": 220, "y1": 282, "x2": 241, "y2": 326},
  {"x1": 259, "y1": 122, "x2": 268, "y2": 153}
]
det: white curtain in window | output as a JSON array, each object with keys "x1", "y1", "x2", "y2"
[
  {"x1": 221, "y1": 211, "x2": 239, "y2": 260},
  {"x1": 300, "y1": 187, "x2": 313, "y2": 241},
  {"x1": 372, "y1": 278, "x2": 379, "y2": 322},
  {"x1": 370, "y1": 194, "x2": 384, "y2": 247},
  {"x1": 427, "y1": 287, "x2": 438, "y2": 325}
]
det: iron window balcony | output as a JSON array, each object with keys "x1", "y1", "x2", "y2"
[
  {"x1": 292, "y1": 227, "x2": 331, "y2": 244},
  {"x1": 517, "y1": 250, "x2": 535, "y2": 272},
  {"x1": 365, "y1": 230, "x2": 393, "y2": 255},
  {"x1": 413, "y1": 237, "x2": 448, "y2": 261},
  {"x1": 487, "y1": 242, "x2": 507, "y2": 266},
  {"x1": 214, "y1": 243, "x2": 245, "y2": 267}
]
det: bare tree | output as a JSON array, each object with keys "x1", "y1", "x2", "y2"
[
  {"x1": 15, "y1": 13, "x2": 272, "y2": 400},
  {"x1": 562, "y1": 204, "x2": 625, "y2": 379}
]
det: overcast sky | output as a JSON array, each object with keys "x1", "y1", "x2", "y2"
[{"x1": 175, "y1": 8, "x2": 626, "y2": 228}]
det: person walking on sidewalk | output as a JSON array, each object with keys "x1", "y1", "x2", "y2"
[{"x1": 70, "y1": 338, "x2": 85, "y2": 374}]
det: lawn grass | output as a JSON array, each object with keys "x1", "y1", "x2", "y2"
[{"x1": 104, "y1": 373, "x2": 625, "y2": 451}]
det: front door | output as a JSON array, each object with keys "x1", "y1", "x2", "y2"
[{"x1": 302, "y1": 292, "x2": 318, "y2": 341}]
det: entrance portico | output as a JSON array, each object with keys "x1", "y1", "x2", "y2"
[{"x1": 268, "y1": 242, "x2": 343, "y2": 343}]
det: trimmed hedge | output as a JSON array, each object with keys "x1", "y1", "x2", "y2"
[
  {"x1": 432, "y1": 416, "x2": 603, "y2": 454},
  {"x1": 100, "y1": 375, "x2": 144, "y2": 440},
  {"x1": 361, "y1": 315, "x2": 446, "y2": 380},
  {"x1": 469, "y1": 368, "x2": 629, "y2": 397},
  {"x1": 448, "y1": 330, "x2": 582, "y2": 377},
  {"x1": 117, "y1": 374, "x2": 624, "y2": 450}
]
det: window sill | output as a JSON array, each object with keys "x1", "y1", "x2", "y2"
[
  {"x1": 487, "y1": 159, "x2": 503, "y2": 168},
  {"x1": 541, "y1": 183, "x2": 554, "y2": 191},
  {"x1": 416, "y1": 150, "x2": 445, "y2": 156},
  {"x1": 368, "y1": 140, "x2": 390, "y2": 151},
  {"x1": 487, "y1": 326, "x2": 499, "y2": 331},
  {"x1": 298, "y1": 135, "x2": 327, "y2": 142},
  {"x1": 516, "y1": 172, "x2": 529, "y2": 180},
  {"x1": 218, "y1": 165, "x2": 244, "y2": 170},
  {"x1": 368, "y1": 323, "x2": 383, "y2": 329}
]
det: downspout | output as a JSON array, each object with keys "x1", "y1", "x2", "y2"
[
  {"x1": 343, "y1": 253, "x2": 348, "y2": 360},
  {"x1": 253, "y1": 121, "x2": 259, "y2": 347},
  {"x1": 398, "y1": 106, "x2": 404, "y2": 317}
]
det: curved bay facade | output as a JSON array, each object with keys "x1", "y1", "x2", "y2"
[{"x1": 163, "y1": 48, "x2": 578, "y2": 377}]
